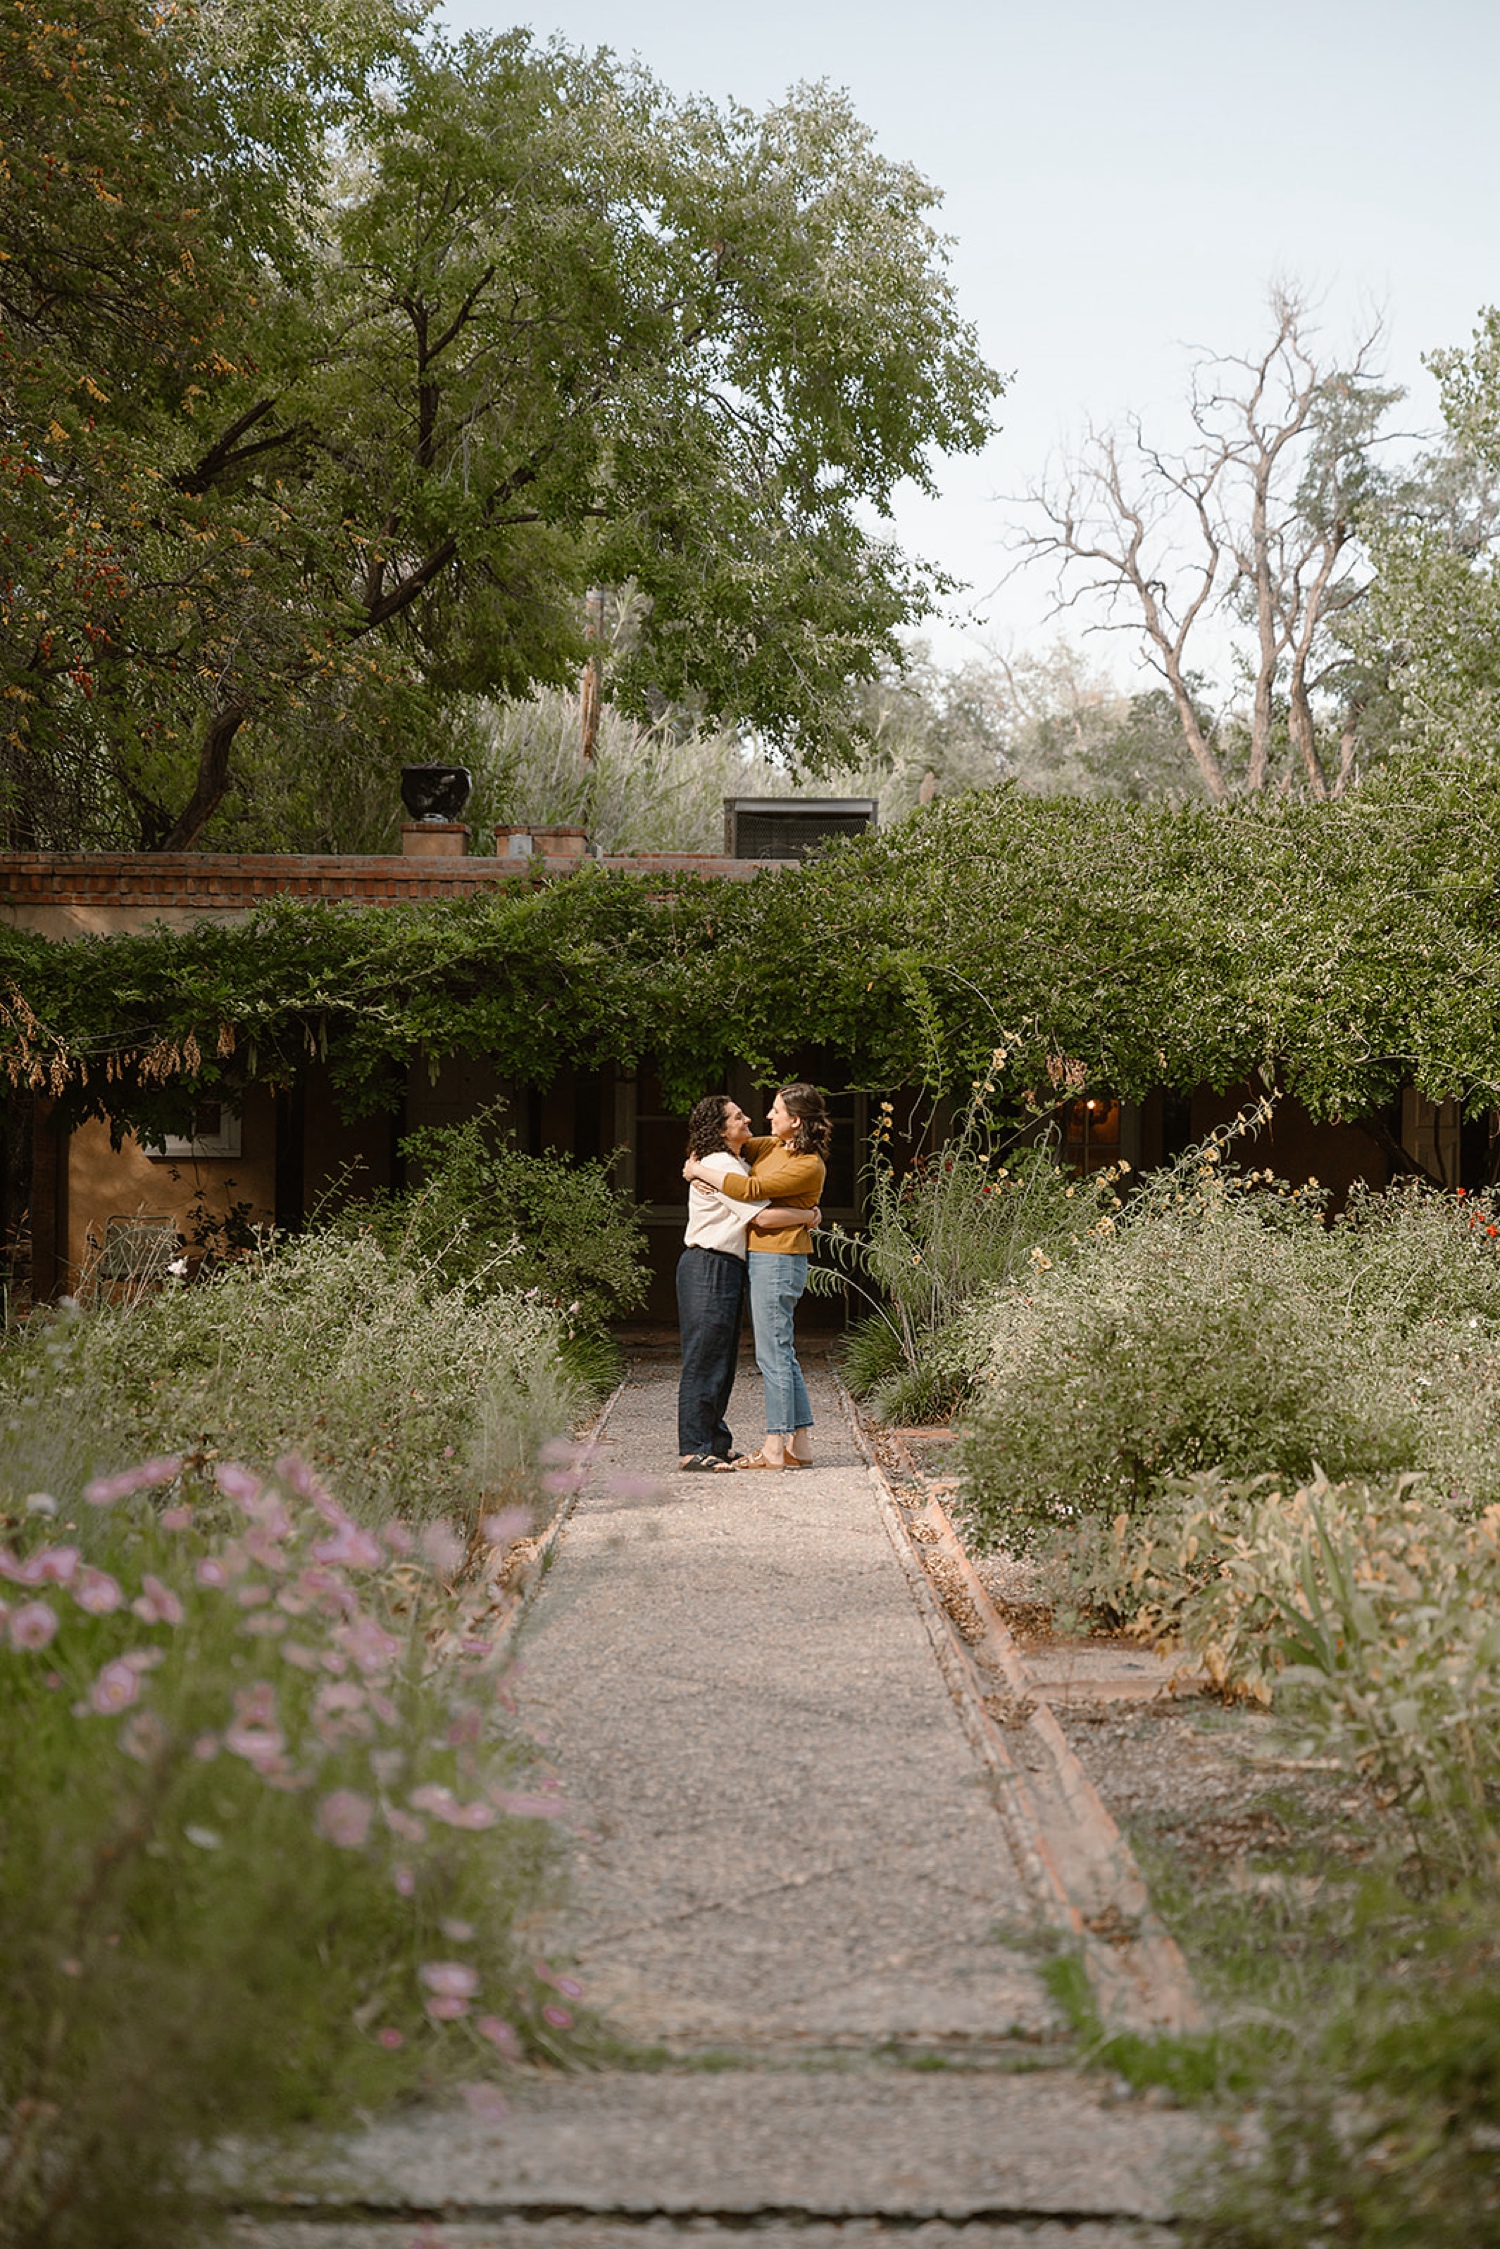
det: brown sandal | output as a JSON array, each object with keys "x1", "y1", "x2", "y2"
[{"x1": 721, "y1": 1449, "x2": 801, "y2": 1471}]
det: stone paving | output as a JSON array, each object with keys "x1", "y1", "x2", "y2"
[{"x1": 226, "y1": 1359, "x2": 1205, "y2": 2247}]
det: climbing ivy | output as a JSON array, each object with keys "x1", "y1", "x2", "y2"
[{"x1": 4, "y1": 753, "x2": 1499, "y2": 1138}]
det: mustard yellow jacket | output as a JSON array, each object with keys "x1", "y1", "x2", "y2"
[{"x1": 717, "y1": 1135, "x2": 825, "y2": 1256}]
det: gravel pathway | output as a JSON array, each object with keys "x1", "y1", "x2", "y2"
[{"x1": 225, "y1": 1359, "x2": 1205, "y2": 2248}]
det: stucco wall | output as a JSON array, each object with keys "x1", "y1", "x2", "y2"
[{"x1": 66, "y1": 1086, "x2": 276, "y2": 1291}]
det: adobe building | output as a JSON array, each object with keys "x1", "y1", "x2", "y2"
[
  {"x1": 1, "y1": 800, "x2": 879, "y2": 1319},
  {"x1": 0, "y1": 791, "x2": 1472, "y2": 1319}
]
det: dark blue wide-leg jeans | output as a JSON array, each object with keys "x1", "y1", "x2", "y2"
[{"x1": 676, "y1": 1245, "x2": 746, "y2": 1458}]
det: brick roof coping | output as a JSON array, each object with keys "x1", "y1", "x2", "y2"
[{"x1": 0, "y1": 849, "x2": 796, "y2": 908}]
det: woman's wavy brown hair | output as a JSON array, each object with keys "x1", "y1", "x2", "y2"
[
  {"x1": 686, "y1": 1094, "x2": 736, "y2": 1161},
  {"x1": 776, "y1": 1082, "x2": 833, "y2": 1161}
]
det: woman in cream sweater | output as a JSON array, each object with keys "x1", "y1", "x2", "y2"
[{"x1": 683, "y1": 1081, "x2": 831, "y2": 1471}]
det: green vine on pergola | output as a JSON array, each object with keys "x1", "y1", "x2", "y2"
[{"x1": 3, "y1": 758, "x2": 1500, "y2": 1146}]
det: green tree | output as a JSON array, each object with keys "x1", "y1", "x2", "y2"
[
  {"x1": 1357, "y1": 310, "x2": 1500, "y2": 767},
  {"x1": 2, "y1": 11, "x2": 1002, "y2": 850},
  {"x1": 0, "y1": 0, "x2": 419, "y2": 848}
]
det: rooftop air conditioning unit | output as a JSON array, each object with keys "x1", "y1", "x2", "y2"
[{"x1": 724, "y1": 798, "x2": 877, "y2": 862}]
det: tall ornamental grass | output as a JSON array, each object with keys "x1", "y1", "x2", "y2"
[
  {"x1": 813, "y1": 1058, "x2": 1098, "y2": 1423},
  {"x1": 0, "y1": 1451, "x2": 580, "y2": 2249}
]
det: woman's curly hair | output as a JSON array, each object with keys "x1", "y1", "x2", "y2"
[
  {"x1": 686, "y1": 1093, "x2": 736, "y2": 1161},
  {"x1": 776, "y1": 1082, "x2": 833, "y2": 1161}
]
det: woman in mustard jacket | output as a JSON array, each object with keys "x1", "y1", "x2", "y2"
[{"x1": 683, "y1": 1081, "x2": 831, "y2": 1470}]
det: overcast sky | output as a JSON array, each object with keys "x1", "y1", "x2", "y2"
[{"x1": 434, "y1": 0, "x2": 1500, "y2": 676}]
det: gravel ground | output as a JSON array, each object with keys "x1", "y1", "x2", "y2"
[{"x1": 1056, "y1": 1700, "x2": 1396, "y2": 1890}]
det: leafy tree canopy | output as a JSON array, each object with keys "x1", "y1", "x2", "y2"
[{"x1": 0, "y1": 1, "x2": 1001, "y2": 850}]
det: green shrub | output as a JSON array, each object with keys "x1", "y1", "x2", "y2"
[
  {"x1": 960, "y1": 1119, "x2": 1500, "y2": 1552},
  {"x1": 358, "y1": 1105, "x2": 650, "y2": 1337},
  {"x1": 0, "y1": 1453, "x2": 572, "y2": 2249},
  {"x1": 0, "y1": 1229, "x2": 581, "y2": 1524}
]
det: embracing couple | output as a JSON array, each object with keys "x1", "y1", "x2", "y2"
[{"x1": 675, "y1": 1082, "x2": 832, "y2": 1474}]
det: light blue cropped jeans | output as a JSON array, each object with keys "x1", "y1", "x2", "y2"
[{"x1": 746, "y1": 1250, "x2": 812, "y2": 1436}]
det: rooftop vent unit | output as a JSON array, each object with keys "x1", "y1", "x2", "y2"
[{"x1": 724, "y1": 798, "x2": 877, "y2": 862}]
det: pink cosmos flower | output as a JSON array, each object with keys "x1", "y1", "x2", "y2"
[
  {"x1": 244, "y1": 1526, "x2": 289, "y2": 1568},
  {"x1": 491, "y1": 1791, "x2": 565, "y2": 1820},
  {"x1": 0, "y1": 1549, "x2": 45, "y2": 1586},
  {"x1": 235, "y1": 1583, "x2": 272, "y2": 1608},
  {"x1": 538, "y1": 1438, "x2": 579, "y2": 1466},
  {"x1": 275, "y1": 1454, "x2": 340, "y2": 1516},
  {"x1": 132, "y1": 1574, "x2": 184, "y2": 1627},
  {"x1": 35, "y1": 1546, "x2": 80, "y2": 1585},
  {"x1": 420, "y1": 1521, "x2": 464, "y2": 1576},
  {"x1": 385, "y1": 1806, "x2": 426, "y2": 1843},
  {"x1": 480, "y1": 1508, "x2": 532, "y2": 1548},
  {"x1": 300, "y1": 1568, "x2": 357, "y2": 1615},
  {"x1": 409, "y1": 1784, "x2": 496, "y2": 1830},
  {"x1": 457, "y1": 2083, "x2": 508, "y2": 2124},
  {"x1": 425, "y1": 1995, "x2": 469, "y2": 2021},
  {"x1": 541, "y1": 1469, "x2": 586, "y2": 1495},
  {"x1": 446, "y1": 1706, "x2": 482, "y2": 1745},
  {"x1": 83, "y1": 1455, "x2": 182, "y2": 1506},
  {"x1": 376, "y1": 2026, "x2": 404, "y2": 2050},
  {"x1": 215, "y1": 1462, "x2": 262, "y2": 1505},
  {"x1": 335, "y1": 1614, "x2": 401, "y2": 1676},
  {"x1": 225, "y1": 1683, "x2": 283, "y2": 1767},
  {"x1": 9, "y1": 1601, "x2": 58, "y2": 1651},
  {"x1": 420, "y1": 1961, "x2": 479, "y2": 1999},
  {"x1": 379, "y1": 1519, "x2": 414, "y2": 1556},
  {"x1": 196, "y1": 1558, "x2": 230, "y2": 1590},
  {"x1": 225, "y1": 1723, "x2": 284, "y2": 1766},
  {"x1": 311, "y1": 1520, "x2": 382, "y2": 1570},
  {"x1": 368, "y1": 1690, "x2": 399, "y2": 1726},
  {"x1": 73, "y1": 1568, "x2": 123, "y2": 1616},
  {"x1": 316, "y1": 1788, "x2": 374, "y2": 1848},
  {"x1": 476, "y1": 2016, "x2": 521, "y2": 2059},
  {"x1": 88, "y1": 1659, "x2": 141, "y2": 1715},
  {"x1": 393, "y1": 1864, "x2": 416, "y2": 1896},
  {"x1": 160, "y1": 1506, "x2": 193, "y2": 1532},
  {"x1": 541, "y1": 2004, "x2": 573, "y2": 2030},
  {"x1": 242, "y1": 1611, "x2": 288, "y2": 1639},
  {"x1": 279, "y1": 1640, "x2": 320, "y2": 1672},
  {"x1": 193, "y1": 1734, "x2": 220, "y2": 1759},
  {"x1": 439, "y1": 1918, "x2": 475, "y2": 1942}
]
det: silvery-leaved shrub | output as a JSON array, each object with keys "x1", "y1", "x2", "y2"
[
  {"x1": 959, "y1": 1119, "x2": 1500, "y2": 1552},
  {"x1": 0, "y1": 1452, "x2": 580, "y2": 2249},
  {"x1": 0, "y1": 1228, "x2": 581, "y2": 1523}
]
